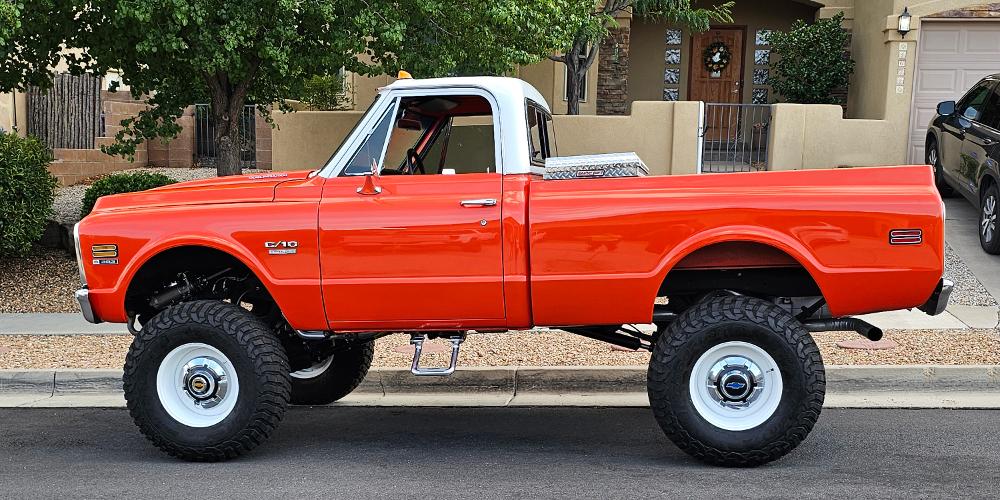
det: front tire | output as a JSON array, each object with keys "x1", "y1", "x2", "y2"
[
  {"x1": 290, "y1": 340, "x2": 375, "y2": 405},
  {"x1": 927, "y1": 138, "x2": 953, "y2": 197},
  {"x1": 981, "y1": 183, "x2": 1000, "y2": 254},
  {"x1": 647, "y1": 295, "x2": 825, "y2": 467},
  {"x1": 123, "y1": 300, "x2": 291, "y2": 461}
]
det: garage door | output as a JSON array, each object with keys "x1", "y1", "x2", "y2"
[{"x1": 909, "y1": 21, "x2": 1000, "y2": 163}]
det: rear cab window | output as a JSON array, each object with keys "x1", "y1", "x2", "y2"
[{"x1": 526, "y1": 100, "x2": 556, "y2": 170}]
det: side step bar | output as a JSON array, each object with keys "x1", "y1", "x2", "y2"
[{"x1": 410, "y1": 334, "x2": 465, "y2": 376}]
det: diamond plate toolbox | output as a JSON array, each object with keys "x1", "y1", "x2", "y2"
[{"x1": 543, "y1": 152, "x2": 649, "y2": 180}]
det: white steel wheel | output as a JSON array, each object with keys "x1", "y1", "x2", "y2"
[
  {"x1": 688, "y1": 341, "x2": 783, "y2": 431},
  {"x1": 156, "y1": 342, "x2": 241, "y2": 428},
  {"x1": 290, "y1": 355, "x2": 334, "y2": 380}
]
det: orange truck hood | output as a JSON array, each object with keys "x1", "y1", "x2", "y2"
[{"x1": 90, "y1": 170, "x2": 314, "y2": 213}]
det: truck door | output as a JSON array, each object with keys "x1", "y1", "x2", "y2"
[
  {"x1": 947, "y1": 80, "x2": 995, "y2": 195},
  {"x1": 318, "y1": 92, "x2": 506, "y2": 330},
  {"x1": 960, "y1": 79, "x2": 1000, "y2": 201}
]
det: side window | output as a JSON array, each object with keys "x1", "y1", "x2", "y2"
[
  {"x1": 526, "y1": 103, "x2": 555, "y2": 166},
  {"x1": 343, "y1": 100, "x2": 396, "y2": 175},
  {"x1": 958, "y1": 81, "x2": 995, "y2": 122},
  {"x1": 527, "y1": 107, "x2": 544, "y2": 165},
  {"x1": 980, "y1": 82, "x2": 1000, "y2": 130}
]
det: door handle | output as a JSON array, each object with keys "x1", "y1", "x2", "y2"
[{"x1": 460, "y1": 198, "x2": 497, "y2": 207}]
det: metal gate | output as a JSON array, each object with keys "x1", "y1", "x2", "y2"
[
  {"x1": 698, "y1": 103, "x2": 771, "y2": 173},
  {"x1": 27, "y1": 73, "x2": 102, "y2": 149},
  {"x1": 194, "y1": 104, "x2": 257, "y2": 168}
]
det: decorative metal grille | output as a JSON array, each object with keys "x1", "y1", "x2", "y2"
[
  {"x1": 194, "y1": 104, "x2": 257, "y2": 169},
  {"x1": 700, "y1": 103, "x2": 771, "y2": 173}
]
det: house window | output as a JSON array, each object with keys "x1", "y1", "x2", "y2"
[
  {"x1": 663, "y1": 28, "x2": 682, "y2": 101},
  {"x1": 563, "y1": 62, "x2": 588, "y2": 102},
  {"x1": 752, "y1": 30, "x2": 773, "y2": 105}
]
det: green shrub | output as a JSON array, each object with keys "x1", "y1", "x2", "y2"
[
  {"x1": 766, "y1": 12, "x2": 855, "y2": 104},
  {"x1": 80, "y1": 171, "x2": 176, "y2": 218},
  {"x1": 298, "y1": 73, "x2": 352, "y2": 111},
  {"x1": 0, "y1": 132, "x2": 57, "y2": 257}
]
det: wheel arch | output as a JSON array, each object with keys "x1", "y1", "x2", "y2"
[
  {"x1": 653, "y1": 228, "x2": 828, "y2": 304},
  {"x1": 122, "y1": 240, "x2": 279, "y2": 320}
]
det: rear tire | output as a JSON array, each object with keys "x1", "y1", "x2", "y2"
[
  {"x1": 290, "y1": 340, "x2": 375, "y2": 405},
  {"x1": 647, "y1": 295, "x2": 825, "y2": 467},
  {"x1": 980, "y1": 183, "x2": 1000, "y2": 254},
  {"x1": 123, "y1": 300, "x2": 291, "y2": 461},
  {"x1": 927, "y1": 138, "x2": 953, "y2": 197}
]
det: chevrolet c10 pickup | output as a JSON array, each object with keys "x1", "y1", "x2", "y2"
[{"x1": 73, "y1": 75, "x2": 950, "y2": 466}]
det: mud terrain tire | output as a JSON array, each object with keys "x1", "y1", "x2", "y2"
[
  {"x1": 123, "y1": 300, "x2": 291, "y2": 461},
  {"x1": 647, "y1": 295, "x2": 825, "y2": 467},
  {"x1": 290, "y1": 340, "x2": 375, "y2": 405}
]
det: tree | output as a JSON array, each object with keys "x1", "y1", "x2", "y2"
[
  {"x1": 766, "y1": 12, "x2": 854, "y2": 104},
  {"x1": 0, "y1": 0, "x2": 591, "y2": 176},
  {"x1": 554, "y1": 0, "x2": 733, "y2": 115}
]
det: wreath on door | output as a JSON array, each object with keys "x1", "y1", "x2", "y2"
[{"x1": 703, "y1": 41, "x2": 732, "y2": 73}]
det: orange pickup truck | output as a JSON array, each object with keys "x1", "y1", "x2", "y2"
[{"x1": 74, "y1": 76, "x2": 950, "y2": 467}]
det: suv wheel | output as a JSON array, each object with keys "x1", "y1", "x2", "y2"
[
  {"x1": 981, "y1": 183, "x2": 1000, "y2": 254},
  {"x1": 647, "y1": 295, "x2": 825, "y2": 467},
  {"x1": 123, "y1": 300, "x2": 291, "y2": 461},
  {"x1": 927, "y1": 139, "x2": 953, "y2": 197}
]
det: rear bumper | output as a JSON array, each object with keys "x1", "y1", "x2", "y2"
[
  {"x1": 75, "y1": 288, "x2": 102, "y2": 324},
  {"x1": 918, "y1": 278, "x2": 953, "y2": 316}
]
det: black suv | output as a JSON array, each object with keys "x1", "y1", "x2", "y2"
[{"x1": 926, "y1": 74, "x2": 1000, "y2": 254}]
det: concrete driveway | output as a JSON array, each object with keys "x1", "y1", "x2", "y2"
[{"x1": 946, "y1": 197, "x2": 1000, "y2": 301}]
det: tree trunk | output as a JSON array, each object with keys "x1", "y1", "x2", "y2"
[
  {"x1": 564, "y1": 38, "x2": 599, "y2": 116},
  {"x1": 208, "y1": 73, "x2": 251, "y2": 177},
  {"x1": 212, "y1": 96, "x2": 244, "y2": 177}
]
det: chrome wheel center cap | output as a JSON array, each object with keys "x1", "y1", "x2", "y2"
[
  {"x1": 707, "y1": 356, "x2": 765, "y2": 408},
  {"x1": 182, "y1": 357, "x2": 229, "y2": 408}
]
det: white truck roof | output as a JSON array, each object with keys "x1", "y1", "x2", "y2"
[{"x1": 385, "y1": 76, "x2": 551, "y2": 114}]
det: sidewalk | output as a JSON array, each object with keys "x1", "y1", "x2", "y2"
[
  {"x1": 3, "y1": 365, "x2": 999, "y2": 409},
  {"x1": 2, "y1": 304, "x2": 997, "y2": 336}
]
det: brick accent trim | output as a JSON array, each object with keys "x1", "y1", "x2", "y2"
[{"x1": 597, "y1": 26, "x2": 630, "y2": 115}]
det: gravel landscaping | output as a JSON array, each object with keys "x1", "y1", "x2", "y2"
[
  {"x1": 0, "y1": 247, "x2": 79, "y2": 314},
  {"x1": 943, "y1": 243, "x2": 997, "y2": 306},
  {"x1": 1, "y1": 328, "x2": 998, "y2": 370}
]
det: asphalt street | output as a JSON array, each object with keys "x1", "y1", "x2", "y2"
[{"x1": 0, "y1": 407, "x2": 998, "y2": 499}]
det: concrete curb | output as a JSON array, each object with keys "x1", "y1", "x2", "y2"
[{"x1": 3, "y1": 366, "x2": 1000, "y2": 409}]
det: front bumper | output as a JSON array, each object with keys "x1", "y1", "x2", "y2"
[
  {"x1": 918, "y1": 278, "x2": 953, "y2": 316},
  {"x1": 75, "y1": 288, "x2": 102, "y2": 324}
]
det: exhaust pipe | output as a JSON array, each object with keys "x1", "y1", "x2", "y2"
[{"x1": 802, "y1": 317, "x2": 883, "y2": 341}]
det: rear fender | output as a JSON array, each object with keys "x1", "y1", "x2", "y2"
[{"x1": 652, "y1": 225, "x2": 829, "y2": 302}]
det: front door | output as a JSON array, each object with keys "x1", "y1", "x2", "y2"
[
  {"x1": 689, "y1": 27, "x2": 745, "y2": 105},
  {"x1": 690, "y1": 27, "x2": 745, "y2": 142},
  {"x1": 318, "y1": 91, "x2": 507, "y2": 331}
]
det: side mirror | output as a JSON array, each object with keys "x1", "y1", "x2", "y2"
[
  {"x1": 937, "y1": 100, "x2": 956, "y2": 116},
  {"x1": 357, "y1": 159, "x2": 382, "y2": 195}
]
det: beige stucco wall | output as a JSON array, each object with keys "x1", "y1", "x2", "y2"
[
  {"x1": 0, "y1": 92, "x2": 27, "y2": 136},
  {"x1": 271, "y1": 110, "x2": 366, "y2": 171},
  {"x1": 768, "y1": 103, "x2": 901, "y2": 169},
  {"x1": 628, "y1": 0, "x2": 821, "y2": 106},
  {"x1": 271, "y1": 101, "x2": 700, "y2": 175}
]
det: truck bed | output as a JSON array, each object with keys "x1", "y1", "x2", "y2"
[{"x1": 526, "y1": 165, "x2": 944, "y2": 326}]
